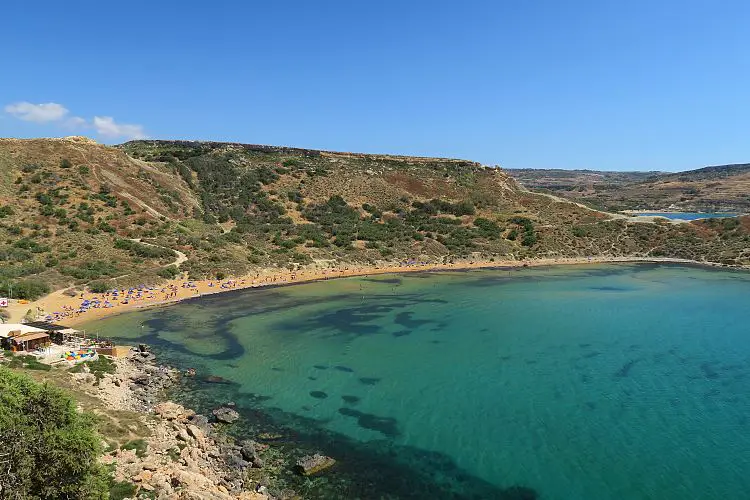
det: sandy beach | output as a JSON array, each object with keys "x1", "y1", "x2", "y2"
[{"x1": 5, "y1": 255, "x2": 740, "y2": 327}]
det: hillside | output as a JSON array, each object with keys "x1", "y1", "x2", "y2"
[
  {"x1": 1, "y1": 137, "x2": 749, "y2": 300},
  {"x1": 507, "y1": 164, "x2": 750, "y2": 213}
]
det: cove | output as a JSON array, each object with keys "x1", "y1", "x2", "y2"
[
  {"x1": 84, "y1": 263, "x2": 750, "y2": 499},
  {"x1": 635, "y1": 212, "x2": 739, "y2": 220}
]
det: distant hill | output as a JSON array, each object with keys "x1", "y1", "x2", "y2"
[
  {"x1": 507, "y1": 164, "x2": 750, "y2": 213},
  {"x1": 0, "y1": 138, "x2": 748, "y2": 299}
]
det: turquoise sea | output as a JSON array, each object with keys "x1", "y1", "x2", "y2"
[{"x1": 85, "y1": 264, "x2": 750, "y2": 499}]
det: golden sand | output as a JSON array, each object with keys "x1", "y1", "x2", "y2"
[{"x1": 4, "y1": 256, "x2": 725, "y2": 326}]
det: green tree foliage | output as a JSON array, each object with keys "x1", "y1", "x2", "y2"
[
  {"x1": 61, "y1": 260, "x2": 119, "y2": 280},
  {"x1": 157, "y1": 265, "x2": 180, "y2": 278},
  {"x1": 0, "y1": 279, "x2": 50, "y2": 300},
  {"x1": 508, "y1": 216, "x2": 538, "y2": 247},
  {"x1": 87, "y1": 280, "x2": 109, "y2": 293},
  {"x1": 0, "y1": 367, "x2": 108, "y2": 499},
  {"x1": 113, "y1": 239, "x2": 175, "y2": 259}
]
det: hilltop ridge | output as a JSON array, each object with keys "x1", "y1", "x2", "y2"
[{"x1": 0, "y1": 138, "x2": 748, "y2": 302}]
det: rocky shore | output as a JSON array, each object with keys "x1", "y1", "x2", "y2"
[{"x1": 72, "y1": 349, "x2": 304, "y2": 499}]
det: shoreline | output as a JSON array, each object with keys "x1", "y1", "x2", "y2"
[{"x1": 8, "y1": 255, "x2": 746, "y2": 327}]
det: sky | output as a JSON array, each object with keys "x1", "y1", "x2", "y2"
[{"x1": 2, "y1": 0, "x2": 749, "y2": 171}]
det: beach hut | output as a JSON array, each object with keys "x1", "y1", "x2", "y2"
[
  {"x1": 0, "y1": 324, "x2": 50, "y2": 351},
  {"x1": 12, "y1": 331, "x2": 50, "y2": 351}
]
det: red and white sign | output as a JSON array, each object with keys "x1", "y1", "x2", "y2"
[{"x1": 0, "y1": 298, "x2": 8, "y2": 307}]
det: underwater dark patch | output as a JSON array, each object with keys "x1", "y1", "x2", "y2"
[
  {"x1": 313, "y1": 365, "x2": 328, "y2": 370},
  {"x1": 204, "y1": 375, "x2": 232, "y2": 384},
  {"x1": 392, "y1": 330, "x2": 411, "y2": 337},
  {"x1": 394, "y1": 311, "x2": 434, "y2": 330},
  {"x1": 589, "y1": 286, "x2": 633, "y2": 292},
  {"x1": 362, "y1": 277, "x2": 402, "y2": 285},
  {"x1": 338, "y1": 408, "x2": 400, "y2": 437},
  {"x1": 703, "y1": 389, "x2": 720, "y2": 400},
  {"x1": 310, "y1": 391, "x2": 328, "y2": 399},
  {"x1": 359, "y1": 377, "x2": 381, "y2": 385},
  {"x1": 341, "y1": 395, "x2": 361, "y2": 405},
  {"x1": 334, "y1": 365, "x2": 354, "y2": 373},
  {"x1": 582, "y1": 351, "x2": 601, "y2": 359},
  {"x1": 700, "y1": 362, "x2": 719, "y2": 379},
  {"x1": 614, "y1": 359, "x2": 641, "y2": 378}
]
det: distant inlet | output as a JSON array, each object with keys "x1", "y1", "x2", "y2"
[{"x1": 628, "y1": 212, "x2": 740, "y2": 221}]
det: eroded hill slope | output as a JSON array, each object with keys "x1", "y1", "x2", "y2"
[{"x1": 0, "y1": 138, "x2": 748, "y2": 299}]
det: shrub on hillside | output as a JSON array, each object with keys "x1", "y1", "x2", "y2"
[
  {"x1": 0, "y1": 367, "x2": 109, "y2": 498},
  {"x1": 0, "y1": 279, "x2": 50, "y2": 300},
  {"x1": 157, "y1": 265, "x2": 180, "y2": 279},
  {"x1": 88, "y1": 280, "x2": 109, "y2": 293}
]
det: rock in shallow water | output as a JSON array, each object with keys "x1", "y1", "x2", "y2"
[
  {"x1": 296, "y1": 453, "x2": 336, "y2": 476},
  {"x1": 212, "y1": 406, "x2": 240, "y2": 424}
]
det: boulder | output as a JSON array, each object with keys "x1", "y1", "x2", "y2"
[
  {"x1": 154, "y1": 401, "x2": 193, "y2": 421},
  {"x1": 187, "y1": 413, "x2": 210, "y2": 431},
  {"x1": 131, "y1": 374, "x2": 151, "y2": 386},
  {"x1": 177, "y1": 428, "x2": 191, "y2": 442},
  {"x1": 186, "y1": 424, "x2": 204, "y2": 441},
  {"x1": 296, "y1": 453, "x2": 336, "y2": 476},
  {"x1": 212, "y1": 407, "x2": 240, "y2": 424},
  {"x1": 239, "y1": 441, "x2": 256, "y2": 461}
]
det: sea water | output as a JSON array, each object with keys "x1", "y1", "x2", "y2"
[
  {"x1": 635, "y1": 212, "x2": 738, "y2": 220},
  {"x1": 85, "y1": 264, "x2": 750, "y2": 499}
]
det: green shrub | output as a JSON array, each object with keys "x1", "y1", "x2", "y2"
[
  {"x1": 120, "y1": 439, "x2": 148, "y2": 458},
  {"x1": 88, "y1": 280, "x2": 109, "y2": 293},
  {"x1": 0, "y1": 367, "x2": 108, "y2": 498},
  {"x1": 157, "y1": 265, "x2": 180, "y2": 278},
  {"x1": 0, "y1": 279, "x2": 50, "y2": 300},
  {"x1": 69, "y1": 357, "x2": 116, "y2": 383}
]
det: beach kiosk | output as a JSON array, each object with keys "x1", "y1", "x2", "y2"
[{"x1": 0, "y1": 324, "x2": 50, "y2": 352}]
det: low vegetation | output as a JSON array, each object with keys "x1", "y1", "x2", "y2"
[
  {"x1": 0, "y1": 136, "x2": 747, "y2": 303},
  {"x1": 0, "y1": 366, "x2": 109, "y2": 498}
]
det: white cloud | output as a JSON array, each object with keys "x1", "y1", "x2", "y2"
[
  {"x1": 64, "y1": 116, "x2": 88, "y2": 130},
  {"x1": 93, "y1": 116, "x2": 147, "y2": 140},
  {"x1": 4, "y1": 101, "x2": 69, "y2": 122},
  {"x1": 4, "y1": 101, "x2": 147, "y2": 141}
]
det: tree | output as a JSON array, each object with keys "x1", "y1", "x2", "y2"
[{"x1": 0, "y1": 368, "x2": 108, "y2": 499}]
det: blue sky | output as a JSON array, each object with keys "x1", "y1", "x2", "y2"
[{"x1": 2, "y1": 0, "x2": 749, "y2": 171}]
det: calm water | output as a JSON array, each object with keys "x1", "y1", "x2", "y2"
[
  {"x1": 636, "y1": 212, "x2": 738, "y2": 220},
  {"x1": 85, "y1": 264, "x2": 750, "y2": 499}
]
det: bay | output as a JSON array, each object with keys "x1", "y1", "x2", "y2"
[{"x1": 84, "y1": 264, "x2": 750, "y2": 499}]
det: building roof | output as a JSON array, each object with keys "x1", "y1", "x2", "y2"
[
  {"x1": 13, "y1": 332, "x2": 50, "y2": 342},
  {"x1": 23, "y1": 321, "x2": 71, "y2": 331},
  {"x1": 0, "y1": 324, "x2": 46, "y2": 338}
]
